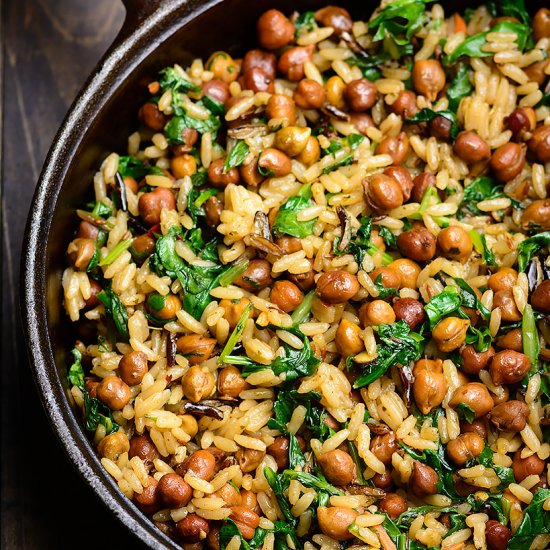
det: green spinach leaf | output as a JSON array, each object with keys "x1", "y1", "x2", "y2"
[
  {"x1": 294, "y1": 11, "x2": 316, "y2": 35},
  {"x1": 406, "y1": 109, "x2": 461, "y2": 139},
  {"x1": 159, "y1": 66, "x2": 201, "y2": 94},
  {"x1": 424, "y1": 287, "x2": 462, "y2": 329},
  {"x1": 165, "y1": 112, "x2": 221, "y2": 142},
  {"x1": 518, "y1": 232, "x2": 550, "y2": 272},
  {"x1": 447, "y1": 65, "x2": 473, "y2": 112},
  {"x1": 97, "y1": 287, "x2": 129, "y2": 341},
  {"x1": 223, "y1": 140, "x2": 250, "y2": 172},
  {"x1": 508, "y1": 488, "x2": 550, "y2": 549},
  {"x1": 273, "y1": 185, "x2": 316, "y2": 238}
]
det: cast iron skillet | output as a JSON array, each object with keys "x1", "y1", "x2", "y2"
[{"x1": 22, "y1": 0, "x2": 543, "y2": 547}]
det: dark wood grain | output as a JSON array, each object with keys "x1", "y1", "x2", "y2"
[{"x1": 1, "y1": 1, "x2": 149, "y2": 547}]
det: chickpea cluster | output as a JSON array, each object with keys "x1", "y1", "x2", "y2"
[{"x1": 64, "y1": 3, "x2": 550, "y2": 550}]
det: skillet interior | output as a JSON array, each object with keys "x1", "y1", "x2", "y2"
[{"x1": 22, "y1": 0, "x2": 545, "y2": 547}]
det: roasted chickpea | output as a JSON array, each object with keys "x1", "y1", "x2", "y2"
[
  {"x1": 130, "y1": 233, "x2": 156, "y2": 263},
  {"x1": 390, "y1": 259, "x2": 421, "y2": 289},
  {"x1": 171, "y1": 154, "x2": 197, "y2": 178},
  {"x1": 129, "y1": 434, "x2": 161, "y2": 469},
  {"x1": 372, "y1": 467, "x2": 393, "y2": 489},
  {"x1": 133, "y1": 476, "x2": 160, "y2": 514},
  {"x1": 317, "y1": 449, "x2": 355, "y2": 485},
  {"x1": 314, "y1": 6, "x2": 353, "y2": 35},
  {"x1": 489, "y1": 400, "x2": 530, "y2": 432},
  {"x1": 397, "y1": 226, "x2": 437, "y2": 262},
  {"x1": 241, "y1": 49, "x2": 277, "y2": 80},
  {"x1": 176, "y1": 514, "x2": 210, "y2": 543},
  {"x1": 67, "y1": 238, "x2": 95, "y2": 271},
  {"x1": 295, "y1": 136, "x2": 321, "y2": 166},
  {"x1": 349, "y1": 112, "x2": 375, "y2": 135},
  {"x1": 375, "y1": 132, "x2": 409, "y2": 165},
  {"x1": 449, "y1": 383, "x2": 494, "y2": 418},
  {"x1": 384, "y1": 166, "x2": 413, "y2": 201},
  {"x1": 242, "y1": 67, "x2": 274, "y2": 93},
  {"x1": 236, "y1": 447, "x2": 266, "y2": 473},
  {"x1": 437, "y1": 226, "x2": 473, "y2": 262},
  {"x1": 275, "y1": 126, "x2": 311, "y2": 157},
  {"x1": 485, "y1": 520, "x2": 512, "y2": 550},
  {"x1": 270, "y1": 281, "x2": 303, "y2": 312},
  {"x1": 182, "y1": 366, "x2": 215, "y2": 402},
  {"x1": 525, "y1": 58, "x2": 550, "y2": 86},
  {"x1": 77, "y1": 220, "x2": 99, "y2": 240},
  {"x1": 182, "y1": 450, "x2": 217, "y2": 481},
  {"x1": 460, "y1": 420, "x2": 488, "y2": 440},
  {"x1": 533, "y1": 8, "x2": 550, "y2": 41},
  {"x1": 240, "y1": 158, "x2": 264, "y2": 187},
  {"x1": 411, "y1": 172, "x2": 436, "y2": 203},
  {"x1": 364, "y1": 173, "x2": 404, "y2": 212},
  {"x1": 208, "y1": 158, "x2": 240, "y2": 188},
  {"x1": 446, "y1": 433, "x2": 485, "y2": 465},
  {"x1": 317, "y1": 506, "x2": 357, "y2": 541},
  {"x1": 118, "y1": 350, "x2": 148, "y2": 386},
  {"x1": 84, "y1": 280, "x2": 102, "y2": 309},
  {"x1": 220, "y1": 298, "x2": 252, "y2": 329},
  {"x1": 493, "y1": 289, "x2": 521, "y2": 322},
  {"x1": 258, "y1": 148, "x2": 292, "y2": 177},
  {"x1": 369, "y1": 266, "x2": 402, "y2": 291},
  {"x1": 325, "y1": 75, "x2": 347, "y2": 109},
  {"x1": 429, "y1": 115, "x2": 453, "y2": 141},
  {"x1": 316, "y1": 270, "x2": 359, "y2": 304},
  {"x1": 234, "y1": 260, "x2": 272, "y2": 292},
  {"x1": 528, "y1": 125, "x2": 550, "y2": 163},
  {"x1": 496, "y1": 328, "x2": 523, "y2": 351},
  {"x1": 412, "y1": 60, "x2": 445, "y2": 101},
  {"x1": 391, "y1": 90, "x2": 418, "y2": 118},
  {"x1": 454, "y1": 131, "x2": 491, "y2": 163},
  {"x1": 512, "y1": 450, "x2": 545, "y2": 482},
  {"x1": 461, "y1": 345, "x2": 495, "y2": 375},
  {"x1": 96, "y1": 376, "x2": 131, "y2": 410},
  {"x1": 214, "y1": 483, "x2": 241, "y2": 507},
  {"x1": 278, "y1": 45, "x2": 314, "y2": 81},
  {"x1": 371, "y1": 432, "x2": 399, "y2": 465},
  {"x1": 98, "y1": 431, "x2": 130, "y2": 460},
  {"x1": 206, "y1": 526, "x2": 221, "y2": 550},
  {"x1": 489, "y1": 349, "x2": 531, "y2": 385},
  {"x1": 288, "y1": 261, "x2": 316, "y2": 291},
  {"x1": 360, "y1": 300, "x2": 396, "y2": 326},
  {"x1": 392, "y1": 298, "x2": 426, "y2": 329},
  {"x1": 217, "y1": 365, "x2": 250, "y2": 398},
  {"x1": 206, "y1": 51, "x2": 238, "y2": 83},
  {"x1": 266, "y1": 94, "x2": 296, "y2": 125},
  {"x1": 147, "y1": 293, "x2": 181, "y2": 320},
  {"x1": 378, "y1": 493, "x2": 408, "y2": 520},
  {"x1": 531, "y1": 280, "x2": 550, "y2": 313},
  {"x1": 274, "y1": 236, "x2": 302, "y2": 255},
  {"x1": 335, "y1": 318, "x2": 364, "y2": 357},
  {"x1": 256, "y1": 9, "x2": 294, "y2": 50},
  {"x1": 488, "y1": 267, "x2": 517, "y2": 292},
  {"x1": 204, "y1": 196, "x2": 223, "y2": 229},
  {"x1": 268, "y1": 437, "x2": 290, "y2": 470},
  {"x1": 409, "y1": 461, "x2": 439, "y2": 497},
  {"x1": 176, "y1": 334, "x2": 217, "y2": 366},
  {"x1": 294, "y1": 79, "x2": 326, "y2": 110},
  {"x1": 230, "y1": 506, "x2": 261, "y2": 540},
  {"x1": 138, "y1": 102, "x2": 167, "y2": 131},
  {"x1": 139, "y1": 187, "x2": 176, "y2": 226},
  {"x1": 413, "y1": 367, "x2": 447, "y2": 415},
  {"x1": 344, "y1": 78, "x2": 378, "y2": 112},
  {"x1": 202, "y1": 78, "x2": 230, "y2": 105},
  {"x1": 172, "y1": 129, "x2": 199, "y2": 156},
  {"x1": 507, "y1": 107, "x2": 536, "y2": 140},
  {"x1": 433, "y1": 317, "x2": 470, "y2": 353},
  {"x1": 179, "y1": 414, "x2": 199, "y2": 438},
  {"x1": 490, "y1": 142, "x2": 526, "y2": 182},
  {"x1": 522, "y1": 199, "x2": 550, "y2": 230},
  {"x1": 158, "y1": 473, "x2": 193, "y2": 508}
]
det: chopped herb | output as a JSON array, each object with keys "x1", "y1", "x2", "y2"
[
  {"x1": 424, "y1": 287, "x2": 462, "y2": 329},
  {"x1": 223, "y1": 140, "x2": 250, "y2": 172},
  {"x1": 322, "y1": 153, "x2": 353, "y2": 174},
  {"x1": 118, "y1": 156, "x2": 164, "y2": 180},
  {"x1": 465, "y1": 324, "x2": 492, "y2": 352},
  {"x1": 291, "y1": 289, "x2": 316, "y2": 325},
  {"x1": 219, "y1": 302, "x2": 253, "y2": 363},
  {"x1": 374, "y1": 273, "x2": 398, "y2": 298},
  {"x1": 165, "y1": 111, "x2": 221, "y2": 142},
  {"x1": 378, "y1": 226, "x2": 397, "y2": 249},
  {"x1": 97, "y1": 287, "x2": 130, "y2": 341},
  {"x1": 98, "y1": 238, "x2": 133, "y2": 267},
  {"x1": 456, "y1": 402, "x2": 476, "y2": 423},
  {"x1": 159, "y1": 66, "x2": 201, "y2": 94},
  {"x1": 476, "y1": 446, "x2": 515, "y2": 488},
  {"x1": 218, "y1": 258, "x2": 249, "y2": 287},
  {"x1": 507, "y1": 488, "x2": 550, "y2": 550},
  {"x1": 492, "y1": 0, "x2": 530, "y2": 25},
  {"x1": 461, "y1": 177, "x2": 506, "y2": 216},
  {"x1": 273, "y1": 185, "x2": 317, "y2": 238},
  {"x1": 186, "y1": 186, "x2": 218, "y2": 224},
  {"x1": 294, "y1": 11, "x2": 316, "y2": 35},
  {"x1": 283, "y1": 470, "x2": 342, "y2": 496},
  {"x1": 447, "y1": 65, "x2": 473, "y2": 112},
  {"x1": 454, "y1": 277, "x2": 490, "y2": 320},
  {"x1": 347, "y1": 52, "x2": 388, "y2": 81},
  {"x1": 406, "y1": 108, "x2": 461, "y2": 139},
  {"x1": 517, "y1": 232, "x2": 550, "y2": 272}
]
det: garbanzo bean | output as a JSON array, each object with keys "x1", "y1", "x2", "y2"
[
  {"x1": 378, "y1": 493, "x2": 408, "y2": 520},
  {"x1": 525, "y1": 59, "x2": 550, "y2": 86},
  {"x1": 349, "y1": 112, "x2": 375, "y2": 134},
  {"x1": 208, "y1": 158, "x2": 240, "y2": 188},
  {"x1": 176, "y1": 514, "x2": 210, "y2": 543},
  {"x1": 429, "y1": 115, "x2": 453, "y2": 140},
  {"x1": 397, "y1": 226, "x2": 437, "y2": 262},
  {"x1": 240, "y1": 158, "x2": 264, "y2": 187},
  {"x1": 533, "y1": 8, "x2": 550, "y2": 41},
  {"x1": 489, "y1": 400, "x2": 530, "y2": 432},
  {"x1": 217, "y1": 365, "x2": 250, "y2": 398},
  {"x1": 454, "y1": 131, "x2": 491, "y2": 163},
  {"x1": 241, "y1": 49, "x2": 276, "y2": 80},
  {"x1": 461, "y1": 345, "x2": 495, "y2": 375},
  {"x1": 118, "y1": 350, "x2": 149, "y2": 386},
  {"x1": 490, "y1": 142, "x2": 526, "y2": 182},
  {"x1": 364, "y1": 173, "x2": 404, "y2": 212},
  {"x1": 236, "y1": 447, "x2": 266, "y2": 473},
  {"x1": 521, "y1": 199, "x2": 550, "y2": 230},
  {"x1": 204, "y1": 196, "x2": 224, "y2": 228},
  {"x1": 528, "y1": 125, "x2": 550, "y2": 163},
  {"x1": 268, "y1": 437, "x2": 290, "y2": 470},
  {"x1": 360, "y1": 300, "x2": 396, "y2": 326},
  {"x1": 220, "y1": 298, "x2": 252, "y2": 329},
  {"x1": 181, "y1": 366, "x2": 215, "y2": 402},
  {"x1": 449, "y1": 383, "x2": 494, "y2": 418},
  {"x1": 488, "y1": 267, "x2": 517, "y2": 292},
  {"x1": 370, "y1": 432, "x2": 399, "y2": 464},
  {"x1": 147, "y1": 293, "x2": 181, "y2": 320},
  {"x1": 229, "y1": 506, "x2": 261, "y2": 540},
  {"x1": 411, "y1": 172, "x2": 436, "y2": 203},
  {"x1": 413, "y1": 363, "x2": 447, "y2": 414},
  {"x1": 98, "y1": 432, "x2": 130, "y2": 460},
  {"x1": 183, "y1": 450, "x2": 217, "y2": 481},
  {"x1": 270, "y1": 281, "x2": 303, "y2": 312},
  {"x1": 369, "y1": 266, "x2": 402, "y2": 291},
  {"x1": 275, "y1": 236, "x2": 302, "y2": 254},
  {"x1": 375, "y1": 132, "x2": 409, "y2": 165},
  {"x1": 206, "y1": 51, "x2": 238, "y2": 83},
  {"x1": 392, "y1": 298, "x2": 426, "y2": 329},
  {"x1": 234, "y1": 260, "x2": 273, "y2": 292},
  {"x1": 138, "y1": 102, "x2": 167, "y2": 131},
  {"x1": 325, "y1": 75, "x2": 347, "y2": 109},
  {"x1": 214, "y1": 483, "x2": 241, "y2": 507},
  {"x1": 489, "y1": 349, "x2": 531, "y2": 385},
  {"x1": 171, "y1": 154, "x2": 197, "y2": 178},
  {"x1": 446, "y1": 433, "x2": 485, "y2": 465},
  {"x1": 492, "y1": 289, "x2": 521, "y2": 322},
  {"x1": 317, "y1": 449, "x2": 355, "y2": 485},
  {"x1": 412, "y1": 60, "x2": 445, "y2": 101},
  {"x1": 507, "y1": 107, "x2": 536, "y2": 140},
  {"x1": 496, "y1": 328, "x2": 523, "y2": 351},
  {"x1": 139, "y1": 187, "x2": 176, "y2": 226},
  {"x1": 158, "y1": 473, "x2": 193, "y2": 508},
  {"x1": 256, "y1": 9, "x2": 294, "y2": 50},
  {"x1": 460, "y1": 420, "x2": 488, "y2": 440},
  {"x1": 176, "y1": 334, "x2": 217, "y2": 366},
  {"x1": 278, "y1": 45, "x2": 314, "y2": 81},
  {"x1": 512, "y1": 450, "x2": 545, "y2": 482},
  {"x1": 289, "y1": 260, "x2": 316, "y2": 291},
  {"x1": 76, "y1": 220, "x2": 99, "y2": 240},
  {"x1": 243, "y1": 67, "x2": 274, "y2": 93},
  {"x1": 531, "y1": 280, "x2": 550, "y2": 313},
  {"x1": 130, "y1": 233, "x2": 156, "y2": 263},
  {"x1": 485, "y1": 520, "x2": 512, "y2": 550},
  {"x1": 390, "y1": 259, "x2": 421, "y2": 289},
  {"x1": 335, "y1": 318, "x2": 364, "y2": 357},
  {"x1": 67, "y1": 238, "x2": 95, "y2": 271},
  {"x1": 202, "y1": 79, "x2": 230, "y2": 105},
  {"x1": 96, "y1": 376, "x2": 131, "y2": 410},
  {"x1": 314, "y1": 6, "x2": 353, "y2": 35},
  {"x1": 258, "y1": 148, "x2": 292, "y2": 177},
  {"x1": 316, "y1": 270, "x2": 359, "y2": 304},
  {"x1": 275, "y1": 126, "x2": 311, "y2": 157},
  {"x1": 266, "y1": 94, "x2": 296, "y2": 125},
  {"x1": 129, "y1": 433, "x2": 161, "y2": 469},
  {"x1": 295, "y1": 136, "x2": 321, "y2": 166},
  {"x1": 372, "y1": 467, "x2": 393, "y2": 489},
  {"x1": 384, "y1": 166, "x2": 413, "y2": 201},
  {"x1": 391, "y1": 90, "x2": 418, "y2": 118},
  {"x1": 409, "y1": 461, "x2": 439, "y2": 496},
  {"x1": 317, "y1": 507, "x2": 357, "y2": 541},
  {"x1": 344, "y1": 78, "x2": 378, "y2": 112},
  {"x1": 180, "y1": 414, "x2": 199, "y2": 438},
  {"x1": 294, "y1": 79, "x2": 326, "y2": 110},
  {"x1": 133, "y1": 476, "x2": 160, "y2": 515},
  {"x1": 433, "y1": 317, "x2": 470, "y2": 352},
  {"x1": 437, "y1": 226, "x2": 473, "y2": 262}
]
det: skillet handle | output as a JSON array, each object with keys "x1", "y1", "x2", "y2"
[{"x1": 119, "y1": 0, "x2": 166, "y2": 37}]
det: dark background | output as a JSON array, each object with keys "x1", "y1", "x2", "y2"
[{"x1": 1, "y1": 0, "x2": 146, "y2": 547}]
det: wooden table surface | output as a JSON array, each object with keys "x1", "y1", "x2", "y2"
[{"x1": 1, "y1": 1, "x2": 146, "y2": 547}]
